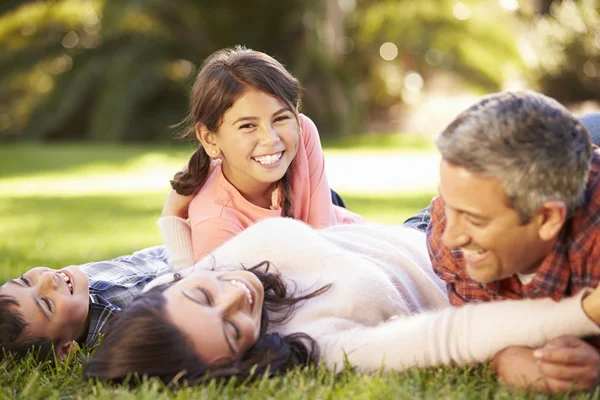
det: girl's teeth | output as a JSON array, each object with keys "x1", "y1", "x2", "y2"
[{"x1": 254, "y1": 153, "x2": 281, "y2": 165}]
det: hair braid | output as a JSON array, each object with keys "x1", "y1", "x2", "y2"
[
  {"x1": 278, "y1": 168, "x2": 294, "y2": 218},
  {"x1": 171, "y1": 147, "x2": 212, "y2": 196}
]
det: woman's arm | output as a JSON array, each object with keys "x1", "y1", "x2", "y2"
[{"x1": 313, "y1": 291, "x2": 600, "y2": 373}]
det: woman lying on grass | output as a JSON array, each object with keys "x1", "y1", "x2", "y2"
[{"x1": 84, "y1": 208, "x2": 600, "y2": 392}]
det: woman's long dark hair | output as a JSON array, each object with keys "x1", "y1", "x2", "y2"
[
  {"x1": 83, "y1": 261, "x2": 330, "y2": 385},
  {"x1": 172, "y1": 46, "x2": 302, "y2": 218}
]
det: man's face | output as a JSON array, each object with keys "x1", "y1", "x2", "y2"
[
  {"x1": 0, "y1": 265, "x2": 90, "y2": 346},
  {"x1": 438, "y1": 159, "x2": 549, "y2": 283}
]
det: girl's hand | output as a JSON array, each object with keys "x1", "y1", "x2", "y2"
[{"x1": 162, "y1": 189, "x2": 194, "y2": 219}]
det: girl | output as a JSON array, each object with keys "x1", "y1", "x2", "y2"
[
  {"x1": 166, "y1": 46, "x2": 363, "y2": 260},
  {"x1": 85, "y1": 217, "x2": 600, "y2": 390}
]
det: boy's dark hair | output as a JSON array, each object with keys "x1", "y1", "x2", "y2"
[{"x1": 0, "y1": 294, "x2": 55, "y2": 361}]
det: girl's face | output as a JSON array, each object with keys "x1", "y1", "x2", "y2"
[
  {"x1": 199, "y1": 87, "x2": 300, "y2": 201},
  {"x1": 162, "y1": 270, "x2": 265, "y2": 365}
]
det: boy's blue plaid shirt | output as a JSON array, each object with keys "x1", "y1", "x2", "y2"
[{"x1": 80, "y1": 246, "x2": 172, "y2": 347}]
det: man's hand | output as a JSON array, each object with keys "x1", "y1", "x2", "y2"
[
  {"x1": 162, "y1": 189, "x2": 194, "y2": 219},
  {"x1": 492, "y1": 346, "x2": 551, "y2": 393},
  {"x1": 533, "y1": 335, "x2": 600, "y2": 393}
]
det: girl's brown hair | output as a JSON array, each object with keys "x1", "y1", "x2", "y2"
[
  {"x1": 172, "y1": 46, "x2": 302, "y2": 218},
  {"x1": 83, "y1": 261, "x2": 330, "y2": 385}
]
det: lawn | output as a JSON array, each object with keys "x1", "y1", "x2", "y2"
[{"x1": 0, "y1": 142, "x2": 593, "y2": 399}]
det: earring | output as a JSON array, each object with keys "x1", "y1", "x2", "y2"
[{"x1": 212, "y1": 150, "x2": 217, "y2": 155}]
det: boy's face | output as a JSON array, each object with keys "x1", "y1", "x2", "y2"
[{"x1": 0, "y1": 265, "x2": 90, "y2": 346}]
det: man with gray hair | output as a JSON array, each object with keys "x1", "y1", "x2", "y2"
[{"x1": 427, "y1": 91, "x2": 600, "y2": 393}]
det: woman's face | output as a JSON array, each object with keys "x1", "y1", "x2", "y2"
[{"x1": 162, "y1": 270, "x2": 265, "y2": 365}]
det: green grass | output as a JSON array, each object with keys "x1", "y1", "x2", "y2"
[
  {"x1": 321, "y1": 132, "x2": 436, "y2": 153},
  {"x1": 0, "y1": 143, "x2": 593, "y2": 399}
]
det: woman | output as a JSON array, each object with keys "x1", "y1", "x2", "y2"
[{"x1": 84, "y1": 215, "x2": 600, "y2": 385}]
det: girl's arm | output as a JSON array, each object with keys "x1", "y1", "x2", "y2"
[
  {"x1": 158, "y1": 215, "x2": 242, "y2": 269},
  {"x1": 313, "y1": 291, "x2": 600, "y2": 373},
  {"x1": 159, "y1": 189, "x2": 195, "y2": 271},
  {"x1": 157, "y1": 216, "x2": 194, "y2": 271}
]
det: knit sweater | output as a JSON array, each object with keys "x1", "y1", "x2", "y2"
[{"x1": 157, "y1": 217, "x2": 600, "y2": 372}]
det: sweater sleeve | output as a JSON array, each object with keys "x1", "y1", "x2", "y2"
[
  {"x1": 157, "y1": 216, "x2": 195, "y2": 271},
  {"x1": 314, "y1": 290, "x2": 600, "y2": 372}
]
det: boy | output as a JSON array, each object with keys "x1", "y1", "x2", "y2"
[{"x1": 0, "y1": 246, "x2": 171, "y2": 361}]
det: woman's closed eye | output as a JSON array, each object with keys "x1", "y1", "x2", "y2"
[
  {"x1": 19, "y1": 275, "x2": 31, "y2": 286},
  {"x1": 183, "y1": 287, "x2": 213, "y2": 306},
  {"x1": 225, "y1": 320, "x2": 241, "y2": 341}
]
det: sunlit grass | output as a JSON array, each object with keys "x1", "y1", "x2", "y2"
[{"x1": 0, "y1": 143, "x2": 581, "y2": 399}]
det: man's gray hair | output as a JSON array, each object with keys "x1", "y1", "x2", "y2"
[{"x1": 436, "y1": 90, "x2": 592, "y2": 223}]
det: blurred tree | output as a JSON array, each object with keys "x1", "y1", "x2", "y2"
[
  {"x1": 0, "y1": 0, "x2": 356, "y2": 141},
  {"x1": 1, "y1": 0, "x2": 597, "y2": 141},
  {"x1": 525, "y1": 0, "x2": 599, "y2": 103},
  {"x1": 340, "y1": 0, "x2": 525, "y2": 124}
]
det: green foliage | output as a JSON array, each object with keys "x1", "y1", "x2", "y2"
[
  {"x1": 0, "y1": 0, "x2": 354, "y2": 141},
  {"x1": 345, "y1": 0, "x2": 523, "y2": 109},
  {"x1": 527, "y1": 0, "x2": 600, "y2": 102}
]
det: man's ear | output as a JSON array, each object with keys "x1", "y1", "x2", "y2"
[
  {"x1": 195, "y1": 125, "x2": 220, "y2": 157},
  {"x1": 56, "y1": 340, "x2": 78, "y2": 362},
  {"x1": 537, "y1": 200, "x2": 567, "y2": 241}
]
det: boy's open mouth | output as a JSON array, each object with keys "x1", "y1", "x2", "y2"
[{"x1": 57, "y1": 271, "x2": 74, "y2": 295}]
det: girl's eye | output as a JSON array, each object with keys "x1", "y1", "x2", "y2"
[
  {"x1": 274, "y1": 115, "x2": 290, "y2": 123},
  {"x1": 239, "y1": 123, "x2": 255, "y2": 130},
  {"x1": 226, "y1": 320, "x2": 241, "y2": 340},
  {"x1": 42, "y1": 298, "x2": 53, "y2": 313},
  {"x1": 19, "y1": 276, "x2": 31, "y2": 286}
]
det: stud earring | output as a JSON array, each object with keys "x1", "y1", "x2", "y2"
[{"x1": 212, "y1": 150, "x2": 217, "y2": 155}]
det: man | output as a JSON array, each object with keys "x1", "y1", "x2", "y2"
[
  {"x1": 0, "y1": 246, "x2": 171, "y2": 361},
  {"x1": 426, "y1": 91, "x2": 600, "y2": 393}
]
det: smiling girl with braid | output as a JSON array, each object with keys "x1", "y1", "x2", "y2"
[{"x1": 165, "y1": 46, "x2": 363, "y2": 261}]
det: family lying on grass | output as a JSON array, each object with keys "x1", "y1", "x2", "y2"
[{"x1": 2, "y1": 46, "x2": 600, "y2": 395}]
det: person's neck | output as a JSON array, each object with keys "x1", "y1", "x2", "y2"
[
  {"x1": 520, "y1": 236, "x2": 559, "y2": 275},
  {"x1": 75, "y1": 302, "x2": 92, "y2": 344},
  {"x1": 238, "y1": 185, "x2": 277, "y2": 209},
  {"x1": 221, "y1": 166, "x2": 277, "y2": 209}
]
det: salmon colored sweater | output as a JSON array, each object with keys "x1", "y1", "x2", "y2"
[{"x1": 187, "y1": 114, "x2": 364, "y2": 260}]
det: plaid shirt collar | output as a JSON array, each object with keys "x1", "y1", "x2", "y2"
[
  {"x1": 428, "y1": 151, "x2": 600, "y2": 305},
  {"x1": 77, "y1": 246, "x2": 171, "y2": 346},
  {"x1": 84, "y1": 294, "x2": 120, "y2": 347}
]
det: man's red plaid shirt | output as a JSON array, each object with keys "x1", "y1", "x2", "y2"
[{"x1": 427, "y1": 151, "x2": 600, "y2": 306}]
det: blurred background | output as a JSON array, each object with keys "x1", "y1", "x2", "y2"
[{"x1": 0, "y1": 0, "x2": 598, "y2": 143}]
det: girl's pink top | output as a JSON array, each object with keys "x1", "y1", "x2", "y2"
[{"x1": 188, "y1": 114, "x2": 365, "y2": 260}]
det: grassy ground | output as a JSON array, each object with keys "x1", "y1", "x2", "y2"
[{"x1": 0, "y1": 143, "x2": 595, "y2": 399}]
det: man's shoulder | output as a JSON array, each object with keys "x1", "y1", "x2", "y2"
[{"x1": 568, "y1": 154, "x2": 600, "y2": 240}]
